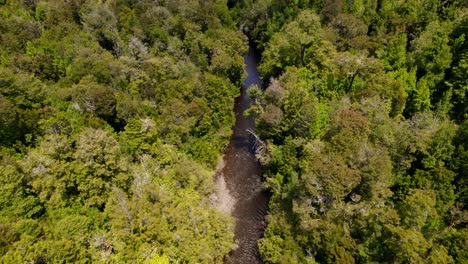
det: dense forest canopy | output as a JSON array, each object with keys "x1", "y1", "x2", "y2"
[
  {"x1": 232, "y1": 0, "x2": 468, "y2": 263},
  {"x1": 0, "y1": 0, "x2": 467, "y2": 263},
  {"x1": 0, "y1": 0, "x2": 247, "y2": 262}
]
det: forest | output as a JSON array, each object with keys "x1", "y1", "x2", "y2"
[{"x1": 0, "y1": 0, "x2": 467, "y2": 263}]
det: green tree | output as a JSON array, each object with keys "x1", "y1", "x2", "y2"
[
  {"x1": 259, "y1": 10, "x2": 322, "y2": 79},
  {"x1": 72, "y1": 76, "x2": 117, "y2": 123}
]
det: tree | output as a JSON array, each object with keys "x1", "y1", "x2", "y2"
[
  {"x1": 259, "y1": 10, "x2": 322, "y2": 79},
  {"x1": 72, "y1": 128, "x2": 128, "y2": 208},
  {"x1": 398, "y1": 189, "x2": 438, "y2": 231},
  {"x1": 72, "y1": 76, "x2": 117, "y2": 124},
  {"x1": 409, "y1": 20, "x2": 453, "y2": 91}
]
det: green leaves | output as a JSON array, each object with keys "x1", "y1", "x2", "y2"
[
  {"x1": 104, "y1": 154, "x2": 234, "y2": 263},
  {"x1": 234, "y1": 1, "x2": 468, "y2": 263},
  {"x1": 0, "y1": 0, "x2": 250, "y2": 262},
  {"x1": 259, "y1": 10, "x2": 321, "y2": 77},
  {"x1": 72, "y1": 77, "x2": 117, "y2": 122}
]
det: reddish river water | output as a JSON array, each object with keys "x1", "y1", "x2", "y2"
[{"x1": 218, "y1": 47, "x2": 269, "y2": 264}]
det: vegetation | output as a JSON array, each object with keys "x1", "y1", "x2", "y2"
[
  {"x1": 0, "y1": 0, "x2": 246, "y2": 262},
  {"x1": 0, "y1": 0, "x2": 467, "y2": 263},
  {"x1": 232, "y1": 0, "x2": 468, "y2": 263}
]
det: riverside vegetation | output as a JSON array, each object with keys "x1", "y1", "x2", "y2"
[
  {"x1": 0, "y1": 0, "x2": 246, "y2": 262},
  {"x1": 233, "y1": 0, "x2": 467, "y2": 263},
  {"x1": 0, "y1": 0, "x2": 467, "y2": 263}
]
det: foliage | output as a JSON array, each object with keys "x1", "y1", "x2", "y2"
[
  {"x1": 234, "y1": 0, "x2": 468, "y2": 263},
  {"x1": 0, "y1": 0, "x2": 467, "y2": 263},
  {"x1": 0, "y1": 0, "x2": 244, "y2": 262}
]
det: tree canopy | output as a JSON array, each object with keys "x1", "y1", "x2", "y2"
[
  {"x1": 233, "y1": 0, "x2": 468, "y2": 263},
  {"x1": 0, "y1": 0, "x2": 245, "y2": 262},
  {"x1": 0, "y1": 0, "x2": 467, "y2": 263}
]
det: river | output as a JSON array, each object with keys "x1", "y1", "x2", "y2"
[{"x1": 215, "y1": 46, "x2": 269, "y2": 264}]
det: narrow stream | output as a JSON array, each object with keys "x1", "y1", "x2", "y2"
[{"x1": 217, "y1": 46, "x2": 269, "y2": 264}]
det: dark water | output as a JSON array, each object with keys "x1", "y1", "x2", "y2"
[{"x1": 221, "y1": 47, "x2": 269, "y2": 264}]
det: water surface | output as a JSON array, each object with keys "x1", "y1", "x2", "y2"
[{"x1": 219, "y1": 47, "x2": 269, "y2": 264}]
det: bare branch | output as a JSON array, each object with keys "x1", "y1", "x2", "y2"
[{"x1": 246, "y1": 129, "x2": 267, "y2": 162}]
